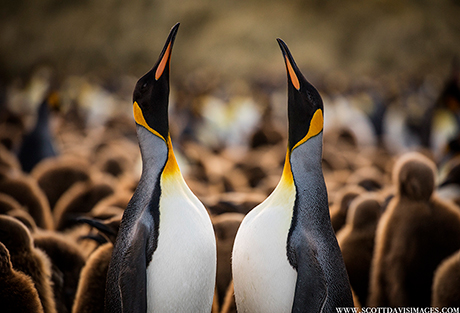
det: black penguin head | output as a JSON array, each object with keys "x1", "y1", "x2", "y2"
[
  {"x1": 132, "y1": 23, "x2": 180, "y2": 140},
  {"x1": 277, "y1": 39, "x2": 324, "y2": 152}
]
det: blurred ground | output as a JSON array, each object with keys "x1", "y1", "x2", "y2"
[{"x1": 1, "y1": 0, "x2": 460, "y2": 84}]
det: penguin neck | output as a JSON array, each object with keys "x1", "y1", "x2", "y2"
[
  {"x1": 136, "y1": 125, "x2": 182, "y2": 187},
  {"x1": 288, "y1": 133, "x2": 331, "y2": 227}
]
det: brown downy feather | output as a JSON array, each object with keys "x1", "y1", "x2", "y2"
[
  {"x1": 0, "y1": 241, "x2": 44, "y2": 313},
  {"x1": 369, "y1": 152, "x2": 460, "y2": 307},
  {"x1": 0, "y1": 215, "x2": 56, "y2": 313},
  {"x1": 0, "y1": 173, "x2": 53, "y2": 229}
]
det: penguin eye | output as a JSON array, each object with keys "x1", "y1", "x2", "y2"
[{"x1": 141, "y1": 82, "x2": 148, "y2": 90}]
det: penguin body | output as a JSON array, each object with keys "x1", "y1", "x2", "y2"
[
  {"x1": 369, "y1": 152, "x2": 460, "y2": 307},
  {"x1": 0, "y1": 215, "x2": 57, "y2": 313},
  {"x1": 336, "y1": 194, "x2": 381, "y2": 306},
  {"x1": 0, "y1": 173, "x2": 53, "y2": 229},
  {"x1": 73, "y1": 242, "x2": 113, "y2": 313},
  {"x1": 31, "y1": 156, "x2": 90, "y2": 211},
  {"x1": 33, "y1": 231, "x2": 86, "y2": 313},
  {"x1": 18, "y1": 92, "x2": 58, "y2": 173},
  {"x1": 0, "y1": 241, "x2": 44, "y2": 313},
  {"x1": 105, "y1": 23, "x2": 216, "y2": 313},
  {"x1": 232, "y1": 39, "x2": 353, "y2": 313},
  {"x1": 432, "y1": 249, "x2": 460, "y2": 307}
]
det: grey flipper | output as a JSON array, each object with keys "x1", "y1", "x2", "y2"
[
  {"x1": 106, "y1": 199, "x2": 158, "y2": 313},
  {"x1": 290, "y1": 235, "x2": 327, "y2": 313},
  {"x1": 118, "y1": 216, "x2": 150, "y2": 313}
]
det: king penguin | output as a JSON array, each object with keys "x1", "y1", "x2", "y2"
[
  {"x1": 232, "y1": 39, "x2": 354, "y2": 313},
  {"x1": 105, "y1": 23, "x2": 216, "y2": 313}
]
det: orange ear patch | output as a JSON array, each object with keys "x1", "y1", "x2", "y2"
[
  {"x1": 285, "y1": 55, "x2": 300, "y2": 90},
  {"x1": 155, "y1": 42, "x2": 171, "y2": 80},
  {"x1": 292, "y1": 109, "x2": 323, "y2": 150}
]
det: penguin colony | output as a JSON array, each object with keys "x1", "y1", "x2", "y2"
[{"x1": 0, "y1": 23, "x2": 459, "y2": 313}]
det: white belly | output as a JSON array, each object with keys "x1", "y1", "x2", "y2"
[
  {"x1": 232, "y1": 189, "x2": 297, "y2": 313},
  {"x1": 146, "y1": 176, "x2": 216, "y2": 313}
]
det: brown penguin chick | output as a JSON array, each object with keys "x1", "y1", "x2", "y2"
[
  {"x1": 0, "y1": 192, "x2": 23, "y2": 214},
  {"x1": 7, "y1": 208, "x2": 38, "y2": 232},
  {"x1": 0, "y1": 241, "x2": 44, "y2": 313},
  {"x1": 0, "y1": 173, "x2": 53, "y2": 229},
  {"x1": 368, "y1": 152, "x2": 460, "y2": 307},
  {"x1": 53, "y1": 179, "x2": 115, "y2": 231},
  {"x1": 89, "y1": 190, "x2": 132, "y2": 217},
  {"x1": 336, "y1": 194, "x2": 382, "y2": 306},
  {"x1": 92, "y1": 140, "x2": 137, "y2": 180},
  {"x1": 33, "y1": 231, "x2": 86, "y2": 313},
  {"x1": 329, "y1": 185, "x2": 365, "y2": 233},
  {"x1": 432, "y1": 249, "x2": 460, "y2": 307},
  {"x1": 72, "y1": 242, "x2": 113, "y2": 313},
  {"x1": 212, "y1": 213, "x2": 244, "y2": 307},
  {"x1": 31, "y1": 156, "x2": 91, "y2": 211},
  {"x1": 72, "y1": 214, "x2": 121, "y2": 313},
  {"x1": 0, "y1": 189, "x2": 38, "y2": 231},
  {"x1": 0, "y1": 215, "x2": 56, "y2": 313},
  {"x1": 346, "y1": 166, "x2": 386, "y2": 192}
]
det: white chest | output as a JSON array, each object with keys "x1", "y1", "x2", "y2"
[
  {"x1": 146, "y1": 176, "x2": 216, "y2": 313},
  {"x1": 232, "y1": 187, "x2": 297, "y2": 313}
]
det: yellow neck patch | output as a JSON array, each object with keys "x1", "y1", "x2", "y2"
[
  {"x1": 133, "y1": 101, "x2": 165, "y2": 141},
  {"x1": 280, "y1": 149, "x2": 294, "y2": 187},
  {"x1": 155, "y1": 42, "x2": 171, "y2": 80},
  {"x1": 162, "y1": 136, "x2": 181, "y2": 178},
  {"x1": 292, "y1": 109, "x2": 323, "y2": 150}
]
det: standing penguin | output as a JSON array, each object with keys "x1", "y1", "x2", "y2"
[
  {"x1": 18, "y1": 91, "x2": 59, "y2": 173},
  {"x1": 105, "y1": 23, "x2": 216, "y2": 313},
  {"x1": 232, "y1": 39, "x2": 353, "y2": 313}
]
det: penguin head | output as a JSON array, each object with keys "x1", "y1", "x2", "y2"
[
  {"x1": 393, "y1": 152, "x2": 436, "y2": 201},
  {"x1": 132, "y1": 23, "x2": 180, "y2": 141},
  {"x1": 277, "y1": 39, "x2": 324, "y2": 153}
]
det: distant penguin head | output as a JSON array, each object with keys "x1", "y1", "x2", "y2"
[
  {"x1": 347, "y1": 194, "x2": 381, "y2": 229},
  {"x1": 277, "y1": 39, "x2": 324, "y2": 153},
  {"x1": 0, "y1": 215, "x2": 33, "y2": 254},
  {"x1": 132, "y1": 23, "x2": 180, "y2": 141},
  {"x1": 393, "y1": 152, "x2": 436, "y2": 201}
]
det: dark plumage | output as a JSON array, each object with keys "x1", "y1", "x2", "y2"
[
  {"x1": 0, "y1": 173, "x2": 53, "y2": 229},
  {"x1": 432, "y1": 249, "x2": 460, "y2": 307},
  {"x1": 0, "y1": 215, "x2": 56, "y2": 313},
  {"x1": 18, "y1": 92, "x2": 59, "y2": 173},
  {"x1": 369, "y1": 152, "x2": 460, "y2": 307},
  {"x1": 0, "y1": 241, "x2": 44, "y2": 313},
  {"x1": 33, "y1": 231, "x2": 86, "y2": 313},
  {"x1": 337, "y1": 194, "x2": 381, "y2": 306}
]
